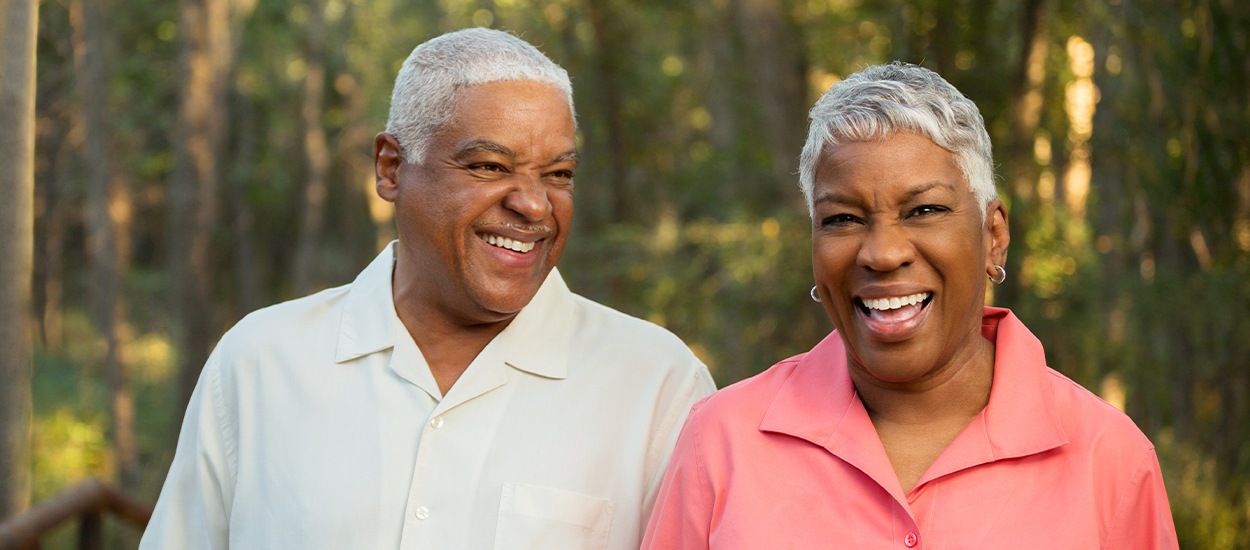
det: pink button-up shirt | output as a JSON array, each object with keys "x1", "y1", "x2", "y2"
[{"x1": 643, "y1": 308, "x2": 1178, "y2": 549}]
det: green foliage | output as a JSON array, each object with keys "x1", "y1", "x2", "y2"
[
  {"x1": 26, "y1": 0, "x2": 1250, "y2": 547},
  {"x1": 565, "y1": 213, "x2": 829, "y2": 386}
]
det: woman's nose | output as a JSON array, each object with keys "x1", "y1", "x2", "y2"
[{"x1": 857, "y1": 222, "x2": 916, "y2": 272}]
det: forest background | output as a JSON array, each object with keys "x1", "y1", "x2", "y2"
[{"x1": 0, "y1": 0, "x2": 1248, "y2": 547}]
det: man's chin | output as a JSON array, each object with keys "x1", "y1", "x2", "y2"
[{"x1": 469, "y1": 279, "x2": 547, "y2": 318}]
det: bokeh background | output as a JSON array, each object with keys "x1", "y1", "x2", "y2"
[{"x1": 4, "y1": 0, "x2": 1249, "y2": 547}]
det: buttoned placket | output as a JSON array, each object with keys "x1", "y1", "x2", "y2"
[
  {"x1": 396, "y1": 333, "x2": 511, "y2": 550},
  {"x1": 889, "y1": 498, "x2": 924, "y2": 549}
]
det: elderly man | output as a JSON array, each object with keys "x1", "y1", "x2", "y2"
[{"x1": 140, "y1": 28, "x2": 715, "y2": 550}]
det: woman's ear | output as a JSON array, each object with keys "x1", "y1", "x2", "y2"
[
  {"x1": 374, "y1": 132, "x2": 404, "y2": 203},
  {"x1": 985, "y1": 198, "x2": 1010, "y2": 273}
]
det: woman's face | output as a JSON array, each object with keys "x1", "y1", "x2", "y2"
[{"x1": 810, "y1": 132, "x2": 1008, "y2": 387}]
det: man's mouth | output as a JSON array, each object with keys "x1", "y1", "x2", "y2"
[
  {"x1": 856, "y1": 292, "x2": 932, "y2": 323},
  {"x1": 478, "y1": 232, "x2": 536, "y2": 253}
]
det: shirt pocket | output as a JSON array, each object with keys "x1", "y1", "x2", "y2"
[{"x1": 493, "y1": 482, "x2": 615, "y2": 550}]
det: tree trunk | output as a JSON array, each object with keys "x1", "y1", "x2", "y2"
[
  {"x1": 1000, "y1": 0, "x2": 1049, "y2": 305},
  {"x1": 731, "y1": 0, "x2": 808, "y2": 207},
  {"x1": 227, "y1": 0, "x2": 260, "y2": 317},
  {"x1": 228, "y1": 94, "x2": 262, "y2": 316},
  {"x1": 0, "y1": 0, "x2": 37, "y2": 520},
  {"x1": 35, "y1": 134, "x2": 73, "y2": 352},
  {"x1": 70, "y1": 0, "x2": 138, "y2": 492},
  {"x1": 694, "y1": 1, "x2": 744, "y2": 204},
  {"x1": 335, "y1": 70, "x2": 394, "y2": 254},
  {"x1": 583, "y1": 0, "x2": 630, "y2": 225},
  {"x1": 292, "y1": 0, "x2": 329, "y2": 295},
  {"x1": 169, "y1": 0, "x2": 232, "y2": 419}
]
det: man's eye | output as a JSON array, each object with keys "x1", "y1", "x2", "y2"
[
  {"x1": 471, "y1": 163, "x2": 505, "y2": 173},
  {"x1": 549, "y1": 170, "x2": 574, "y2": 179},
  {"x1": 910, "y1": 204, "x2": 949, "y2": 217}
]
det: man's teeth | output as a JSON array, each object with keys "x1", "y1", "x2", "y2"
[
  {"x1": 481, "y1": 234, "x2": 535, "y2": 253},
  {"x1": 862, "y1": 292, "x2": 930, "y2": 311}
]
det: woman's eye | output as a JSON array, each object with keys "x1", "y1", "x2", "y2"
[{"x1": 822, "y1": 214, "x2": 860, "y2": 227}]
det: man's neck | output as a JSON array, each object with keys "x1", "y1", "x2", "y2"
[{"x1": 397, "y1": 305, "x2": 513, "y2": 396}]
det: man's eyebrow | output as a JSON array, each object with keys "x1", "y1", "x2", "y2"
[
  {"x1": 456, "y1": 140, "x2": 514, "y2": 158},
  {"x1": 552, "y1": 150, "x2": 580, "y2": 164},
  {"x1": 454, "y1": 141, "x2": 579, "y2": 165}
]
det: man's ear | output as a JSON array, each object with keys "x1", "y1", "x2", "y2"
[
  {"x1": 374, "y1": 132, "x2": 404, "y2": 203},
  {"x1": 985, "y1": 198, "x2": 1010, "y2": 273}
]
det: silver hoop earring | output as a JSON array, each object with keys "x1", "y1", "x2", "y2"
[
  {"x1": 989, "y1": 265, "x2": 1007, "y2": 285},
  {"x1": 810, "y1": 286, "x2": 822, "y2": 302}
]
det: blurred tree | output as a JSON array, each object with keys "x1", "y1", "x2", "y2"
[
  {"x1": 291, "y1": 0, "x2": 330, "y2": 294},
  {"x1": 582, "y1": 0, "x2": 632, "y2": 225},
  {"x1": 0, "y1": 0, "x2": 37, "y2": 521},
  {"x1": 69, "y1": 0, "x2": 138, "y2": 492},
  {"x1": 1000, "y1": 0, "x2": 1051, "y2": 307},
  {"x1": 731, "y1": 0, "x2": 807, "y2": 207},
  {"x1": 31, "y1": 16, "x2": 73, "y2": 352},
  {"x1": 19, "y1": 0, "x2": 1250, "y2": 546},
  {"x1": 167, "y1": 0, "x2": 232, "y2": 416}
]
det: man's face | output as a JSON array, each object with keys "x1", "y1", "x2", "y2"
[{"x1": 377, "y1": 80, "x2": 577, "y2": 326}]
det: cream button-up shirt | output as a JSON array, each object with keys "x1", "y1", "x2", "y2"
[{"x1": 140, "y1": 243, "x2": 716, "y2": 550}]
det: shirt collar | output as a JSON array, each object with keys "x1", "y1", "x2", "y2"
[
  {"x1": 334, "y1": 241, "x2": 576, "y2": 380},
  {"x1": 334, "y1": 242, "x2": 401, "y2": 363},
  {"x1": 759, "y1": 307, "x2": 1069, "y2": 477},
  {"x1": 969, "y1": 307, "x2": 1069, "y2": 459},
  {"x1": 492, "y1": 267, "x2": 575, "y2": 379}
]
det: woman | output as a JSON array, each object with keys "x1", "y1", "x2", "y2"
[{"x1": 642, "y1": 63, "x2": 1178, "y2": 548}]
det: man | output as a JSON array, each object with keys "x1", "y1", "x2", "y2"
[{"x1": 141, "y1": 28, "x2": 715, "y2": 549}]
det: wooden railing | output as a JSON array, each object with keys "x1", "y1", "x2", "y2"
[{"x1": 0, "y1": 479, "x2": 152, "y2": 550}]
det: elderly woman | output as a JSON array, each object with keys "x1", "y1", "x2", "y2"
[{"x1": 642, "y1": 63, "x2": 1178, "y2": 548}]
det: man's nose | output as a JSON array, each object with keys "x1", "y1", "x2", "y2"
[{"x1": 502, "y1": 174, "x2": 553, "y2": 222}]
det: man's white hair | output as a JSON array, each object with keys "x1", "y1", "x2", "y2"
[
  {"x1": 386, "y1": 27, "x2": 575, "y2": 165},
  {"x1": 798, "y1": 62, "x2": 998, "y2": 219}
]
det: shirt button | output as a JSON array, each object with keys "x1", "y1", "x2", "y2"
[
  {"x1": 414, "y1": 506, "x2": 430, "y2": 520},
  {"x1": 429, "y1": 416, "x2": 444, "y2": 429},
  {"x1": 904, "y1": 532, "x2": 919, "y2": 547}
]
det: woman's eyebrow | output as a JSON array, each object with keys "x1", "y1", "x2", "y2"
[{"x1": 903, "y1": 180, "x2": 956, "y2": 200}]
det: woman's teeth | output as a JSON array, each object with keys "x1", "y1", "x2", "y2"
[
  {"x1": 862, "y1": 292, "x2": 930, "y2": 311},
  {"x1": 480, "y1": 234, "x2": 535, "y2": 253}
]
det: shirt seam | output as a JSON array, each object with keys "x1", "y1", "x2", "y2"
[
  {"x1": 646, "y1": 366, "x2": 702, "y2": 471},
  {"x1": 692, "y1": 404, "x2": 715, "y2": 538},
  {"x1": 207, "y1": 355, "x2": 239, "y2": 491},
  {"x1": 1101, "y1": 444, "x2": 1155, "y2": 548}
]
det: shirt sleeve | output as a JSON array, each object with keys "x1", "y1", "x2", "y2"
[
  {"x1": 139, "y1": 349, "x2": 235, "y2": 550},
  {"x1": 638, "y1": 361, "x2": 717, "y2": 539},
  {"x1": 1104, "y1": 448, "x2": 1179, "y2": 549},
  {"x1": 641, "y1": 400, "x2": 715, "y2": 550}
]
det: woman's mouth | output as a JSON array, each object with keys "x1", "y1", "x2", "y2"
[
  {"x1": 855, "y1": 292, "x2": 933, "y2": 340},
  {"x1": 857, "y1": 292, "x2": 931, "y2": 319}
]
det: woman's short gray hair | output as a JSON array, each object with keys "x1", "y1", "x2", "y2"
[
  {"x1": 798, "y1": 62, "x2": 997, "y2": 219},
  {"x1": 386, "y1": 27, "x2": 576, "y2": 165}
]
